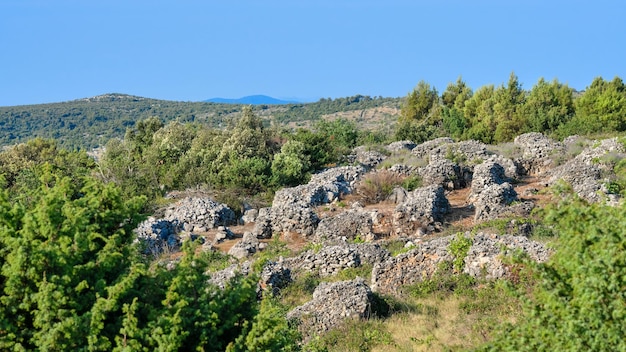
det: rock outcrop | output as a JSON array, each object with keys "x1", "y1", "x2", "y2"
[
  {"x1": 164, "y1": 197, "x2": 236, "y2": 233},
  {"x1": 314, "y1": 209, "x2": 375, "y2": 243},
  {"x1": 469, "y1": 160, "x2": 520, "y2": 221},
  {"x1": 418, "y1": 158, "x2": 463, "y2": 190},
  {"x1": 253, "y1": 166, "x2": 365, "y2": 237},
  {"x1": 287, "y1": 278, "x2": 374, "y2": 341},
  {"x1": 548, "y1": 137, "x2": 625, "y2": 203},
  {"x1": 134, "y1": 217, "x2": 182, "y2": 255},
  {"x1": 372, "y1": 233, "x2": 549, "y2": 294},
  {"x1": 228, "y1": 232, "x2": 261, "y2": 259},
  {"x1": 411, "y1": 137, "x2": 455, "y2": 159},
  {"x1": 283, "y1": 243, "x2": 390, "y2": 278},
  {"x1": 386, "y1": 140, "x2": 417, "y2": 152},
  {"x1": 392, "y1": 185, "x2": 450, "y2": 236},
  {"x1": 463, "y1": 233, "x2": 551, "y2": 279},
  {"x1": 514, "y1": 132, "x2": 564, "y2": 175}
]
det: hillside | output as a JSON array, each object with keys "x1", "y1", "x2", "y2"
[{"x1": 0, "y1": 93, "x2": 402, "y2": 149}]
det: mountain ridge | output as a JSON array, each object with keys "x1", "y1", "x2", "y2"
[{"x1": 204, "y1": 95, "x2": 299, "y2": 105}]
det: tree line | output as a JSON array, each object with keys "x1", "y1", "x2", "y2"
[{"x1": 397, "y1": 73, "x2": 626, "y2": 144}]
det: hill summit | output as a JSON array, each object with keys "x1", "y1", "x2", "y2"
[{"x1": 204, "y1": 95, "x2": 299, "y2": 105}]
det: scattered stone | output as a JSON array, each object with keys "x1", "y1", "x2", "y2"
[
  {"x1": 259, "y1": 261, "x2": 292, "y2": 294},
  {"x1": 428, "y1": 139, "x2": 491, "y2": 165},
  {"x1": 411, "y1": 137, "x2": 455, "y2": 159},
  {"x1": 372, "y1": 233, "x2": 550, "y2": 294},
  {"x1": 385, "y1": 164, "x2": 421, "y2": 177},
  {"x1": 386, "y1": 186, "x2": 408, "y2": 204},
  {"x1": 514, "y1": 132, "x2": 565, "y2": 175},
  {"x1": 287, "y1": 278, "x2": 374, "y2": 341},
  {"x1": 241, "y1": 208, "x2": 259, "y2": 224},
  {"x1": 371, "y1": 236, "x2": 452, "y2": 294},
  {"x1": 314, "y1": 209, "x2": 375, "y2": 243},
  {"x1": 163, "y1": 197, "x2": 237, "y2": 232},
  {"x1": 386, "y1": 140, "x2": 417, "y2": 152},
  {"x1": 392, "y1": 185, "x2": 450, "y2": 236},
  {"x1": 213, "y1": 226, "x2": 235, "y2": 244},
  {"x1": 463, "y1": 233, "x2": 551, "y2": 279},
  {"x1": 419, "y1": 158, "x2": 463, "y2": 190},
  {"x1": 351, "y1": 146, "x2": 387, "y2": 169},
  {"x1": 283, "y1": 243, "x2": 390, "y2": 278},
  {"x1": 468, "y1": 160, "x2": 520, "y2": 221},
  {"x1": 208, "y1": 261, "x2": 251, "y2": 290},
  {"x1": 253, "y1": 166, "x2": 366, "y2": 237},
  {"x1": 228, "y1": 232, "x2": 261, "y2": 259},
  {"x1": 134, "y1": 217, "x2": 181, "y2": 255}
]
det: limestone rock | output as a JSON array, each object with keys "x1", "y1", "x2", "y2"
[
  {"x1": 314, "y1": 209, "x2": 375, "y2": 243},
  {"x1": 228, "y1": 232, "x2": 260, "y2": 259},
  {"x1": 386, "y1": 140, "x2": 417, "y2": 152},
  {"x1": 392, "y1": 185, "x2": 450, "y2": 236},
  {"x1": 514, "y1": 132, "x2": 565, "y2": 175},
  {"x1": 287, "y1": 278, "x2": 374, "y2": 341},
  {"x1": 411, "y1": 137, "x2": 455, "y2": 159}
]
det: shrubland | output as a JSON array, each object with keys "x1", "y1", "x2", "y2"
[{"x1": 0, "y1": 74, "x2": 625, "y2": 350}]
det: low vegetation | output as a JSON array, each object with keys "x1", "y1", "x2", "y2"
[{"x1": 0, "y1": 74, "x2": 625, "y2": 350}]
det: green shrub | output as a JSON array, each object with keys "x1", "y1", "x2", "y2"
[
  {"x1": 448, "y1": 233, "x2": 473, "y2": 272},
  {"x1": 480, "y1": 198, "x2": 626, "y2": 351}
]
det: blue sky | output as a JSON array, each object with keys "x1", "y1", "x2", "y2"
[{"x1": 1, "y1": 0, "x2": 624, "y2": 106}]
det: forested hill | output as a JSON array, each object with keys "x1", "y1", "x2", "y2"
[{"x1": 0, "y1": 93, "x2": 402, "y2": 150}]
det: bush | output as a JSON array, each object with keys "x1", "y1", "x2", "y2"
[
  {"x1": 480, "y1": 198, "x2": 626, "y2": 351},
  {"x1": 356, "y1": 170, "x2": 404, "y2": 204}
]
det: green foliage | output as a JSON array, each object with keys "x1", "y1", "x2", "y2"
[
  {"x1": 0, "y1": 138, "x2": 95, "y2": 204},
  {"x1": 271, "y1": 95, "x2": 401, "y2": 125},
  {"x1": 271, "y1": 140, "x2": 311, "y2": 186},
  {"x1": 278, "y1": 272, "x2": 321, "y2": 309},
  {"x1": 448, "y1": 233, "x2": 473, "y2": 272},
  {"x1": 522, "y1": 78, "x2": 575, "y2": 133},
  {"x1": 147, "y1": 243, "x2": 259, "y2": 351},
  {"x1": 0, "y1": 94, "x2": 238, "y2": 149},
  {"x1": 442, "y1": 76, "x2": 473, "y2": 111},
  {"x1": 304, "y1": 319, "x2": 394, "y2": 352},
  {"x1": 0, "y1": 173, "x2": 145, "y2": 350},
  {"x1": 481, "y1": 198, "x2": 626, "y2": 351},
  {"x1": 401, "y1": 81, "x2": 439, "y2": 123},
  {"x1": 405, "y1": 261, "x2": 476, "y2": 299},
  {"x1": 401, "y1": 174, "x2": 423, "y2": 191},
  {"x1": 558, "y1": 76, "x2": 626, "y2": 137},
  {"x1": 227, "y1": 296, "x2": 300, "y2": 352},
  {"x1": 252, "y1": 237, "x2": 292, "y2": 273}
]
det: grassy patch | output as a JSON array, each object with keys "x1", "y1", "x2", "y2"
[{"x1": 278, "y1": 271, "x2": 321, "y2": 309}]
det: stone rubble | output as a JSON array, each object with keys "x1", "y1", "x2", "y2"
[
  {"x1": 469, "y1": 160, "x2": 520, "y2": 221},
  {"x1": 514, "y1": 132, "x2": 565, "y2": 175},
  {"x1": 313, "y1": 209, "x2": 376, "y2": 243},
  {"x1": 253, "y1": 166, "x2": 366, "y2": 237},
  {"x1": 164, "y1": 197, "x2": 237, "y2": 233},
  {"x1": 411, "y1": 137, "x2": 455, "y2": 159},
  {"x1": 228, "y1": 232, "x2": 261, "y2": 259},
  {"x1": 283, "y1": 243, "x2": 390, "y2": 278},
  {"x1": 287, "y1": 278, "x2": 374, "y2": 341},
  {"x1": 547, "y1": 137, "x2": 625, "y2": 203},
  {"x1": 392, "y1": 185, "x2": 450, "y2": 236},
  {"x1": 386, "y1": 140, "x2": 417, "y2": 152},
  {"x1": 372, "y1": 233, "x2": 550, "y2": 294}
]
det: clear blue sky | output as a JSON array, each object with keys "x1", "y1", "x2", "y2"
[{"x1": 1, "y1": 0, "x2": 624, "y2": 106}]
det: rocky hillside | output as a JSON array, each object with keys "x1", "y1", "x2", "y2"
[{"x1": 133, "y1": 132, "x2": 625, "y2": 348}]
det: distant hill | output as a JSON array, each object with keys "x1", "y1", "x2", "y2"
[
  {"x1": 204, "y1": 95, "x2": 299, "y2": 105},
  {"x1": 0, "y1": 93, "x2": 402, "y2": 150}
]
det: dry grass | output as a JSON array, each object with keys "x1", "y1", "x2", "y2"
[
  {"x1": 356, "y1": 170, "x2": 405, "y2": 204},
  {"x1": 367, "y1": 285, "x2": 522, "y2": 352}
]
